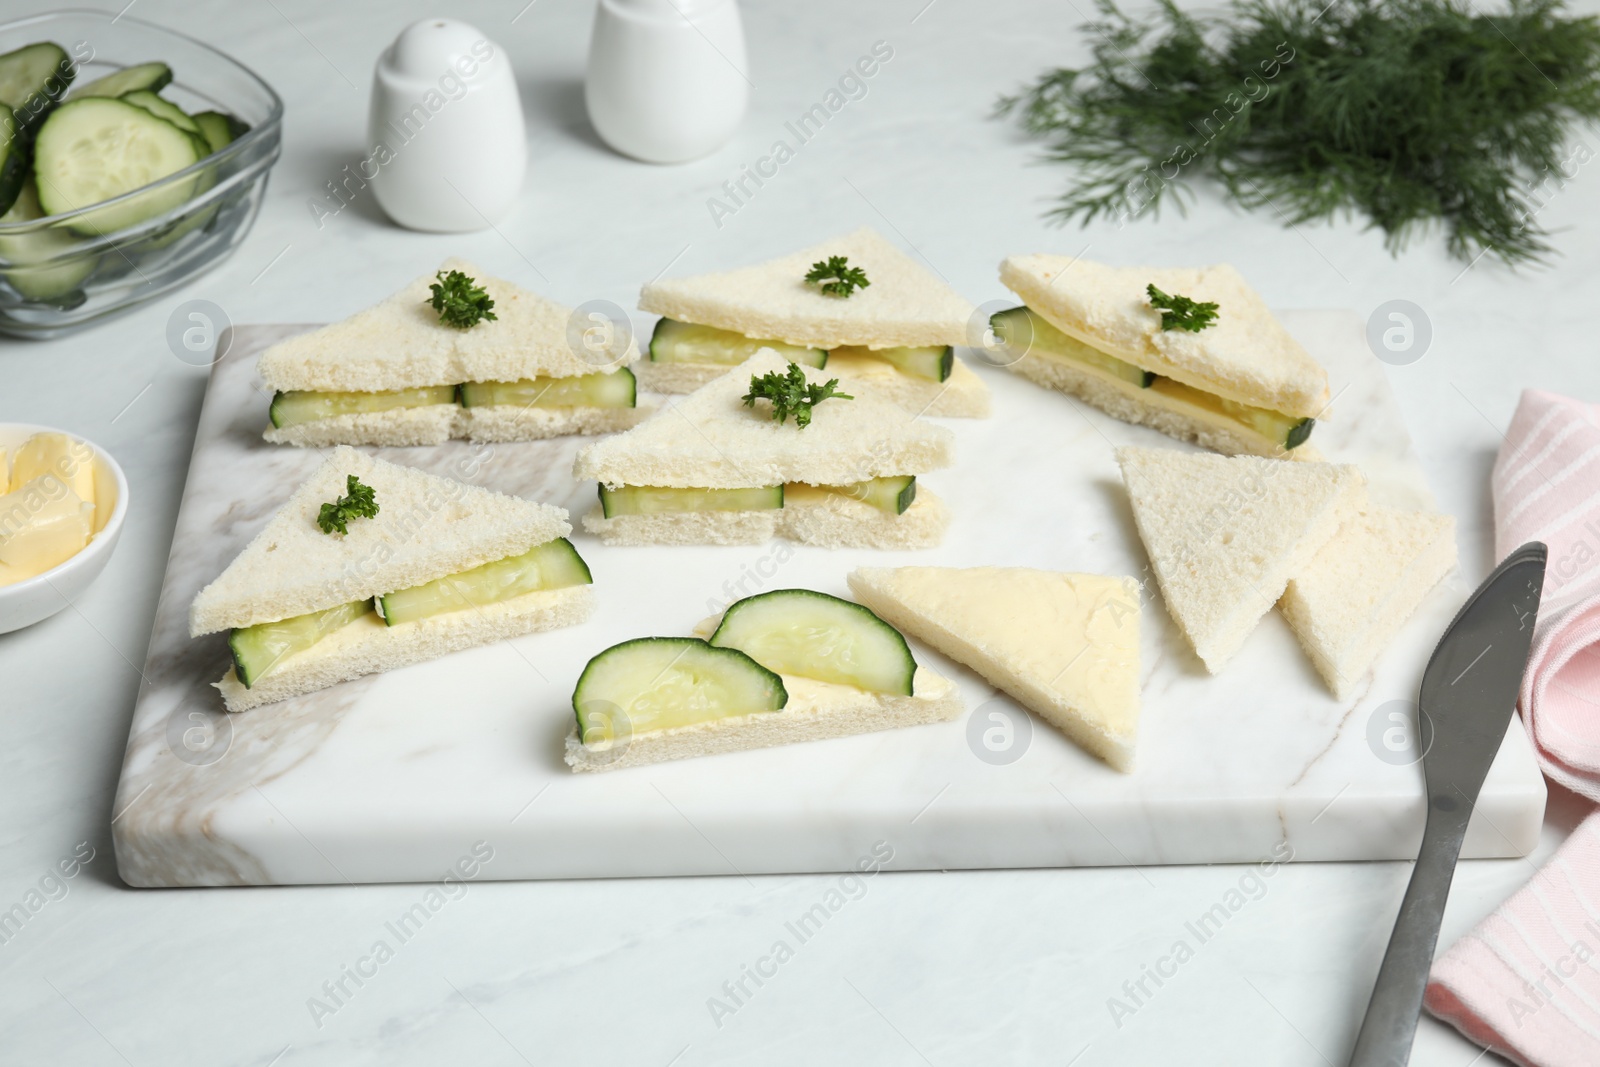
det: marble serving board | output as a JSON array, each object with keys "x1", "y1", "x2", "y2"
[{"x1": 111, "y1": 313, "x2": 1546, "y2": 887}]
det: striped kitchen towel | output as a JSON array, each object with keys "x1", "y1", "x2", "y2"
[{"x1": 1425, "y1": 388, "x2": 1600, "y2": 1066}]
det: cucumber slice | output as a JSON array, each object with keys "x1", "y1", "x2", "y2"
[
  {"x1": 1146, "y1": 378, "x2": 1315, "y2": 450},
  {"x1": 458, "y1": 368, "x2": 636, "y2": 409},
  {"x1": 34, "y1": 97, "x2": 202, "y2": 234},
  {"x1": 377, "y1": 539, "x2": 592, "y2": 626},
  {"x1": 598, "y1": 484, "x2": 783, "y2": 518},
  {"x1": 835, "y1": 344, "x2": 953, "y2": 383},
  {"x1": 0, "y1": 107, "x2": 25, "y2": 217},
  {"x1": 191, "y1": 110, "x2": 237, "y2": 154},
  {"x1": 229, "y1": 600, "x2": 371, "y2": 688},
  {"x1": 991, "y1": 306, "x2": 1155, "y2": 389},
  {"x1": 0, "y1": 42, "x2": 73, "y2": 132},
  {"x1": 0, "y1": 179, "x2": 96, "y2": 304},
  {"x1": 572, "y1": 637, "x2": 787, "y2": 743},
  {"x1": 792, "y1": 476, "x2": 916, "y2": 515},
  {"x1": 71, "y1": 61, "x2": 172, "y2": 100},
  {"x1": 268, "y1": 386, "x2": 457, "y2": 429},
  {"x1": 649, "y1": 318, "x2": 827, "y2": 368},
  {"x1": 710, "y1": 589, "x2": 917, "y2": 695},
  {"x1": 119, "y1": 89, "x2": 201, "y2": 136}
]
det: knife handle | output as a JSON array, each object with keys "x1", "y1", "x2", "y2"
[{"x1": 1346, "y1": 799, "x2": 1474, "y2": 1067}]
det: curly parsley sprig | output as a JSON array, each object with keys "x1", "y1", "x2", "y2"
[
  {"x1": 804, "y1": 255, "x2": 871, "y2": 298},
  {"x1": 427, "y1": 270, "x2": 498, "y2": 329},
  {"x1": 743, "y1": 363, "x2": 853, "y2": 428},
  {"x1": 1146, "y1": 284, "x2": 1219, "y2": 332},
  {"x1": 317, "y1": 475, "x2": 380, "y2": 535}
]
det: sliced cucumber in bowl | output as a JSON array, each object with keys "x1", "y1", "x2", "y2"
[
  {"x1": 710, "y1": 589, "x2": 917, "y2": 695},
  {"x1": 0, "y1": 106, "x2": 26, "y2": 217},
  {"x1": 0, "y1": 42, "x2": 74, "y2": 133},
  {"x1": 34, "y1": 96, "x2": 202, "y2": 235},
  {"x1": 70, "y1": 61, "x2": 172, "y2": 100},
  {"x1": 119, "y1": 89, "x2": 202, "y2": 137},
  {"x1": 0, "y1": 178, "x2": 97, "y2": 305}
]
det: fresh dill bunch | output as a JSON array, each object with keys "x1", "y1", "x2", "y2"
[
  {"x1": 743, "y1": 363, "x2": 854, "y2": 427},
  {"x1": 997, "y1": 0, "x2": 1600, "y2": 265},
  {"x1": 317, "y1": 475, "x2": 380, "y2": 535},
  {"x1": 427, "y1": 269, "x2": 498, "y2": 329},
  {"x1": 804, "y1": 255, "x2": 871, "y2": 297}
]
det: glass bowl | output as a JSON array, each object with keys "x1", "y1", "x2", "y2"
[{"x1": 0, "y1": 9, "x2": 283, "y2": 338}]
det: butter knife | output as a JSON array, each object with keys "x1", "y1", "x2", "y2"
[{"x1": 1346, "y1": 540, "x2": 1547, "y2": 1067}]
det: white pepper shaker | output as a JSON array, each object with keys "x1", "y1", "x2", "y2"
[
  {"x1": 584, "y1": 0, "x2": 749, "y2": 164},
  {"x1": 368, "y1": 18, "x2": 527, "y2": 232}
]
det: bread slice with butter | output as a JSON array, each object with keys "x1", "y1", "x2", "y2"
[
  {"x1": 257, "y1": 258, "x2": 650, "y2": 447},
  {"x1": 636, "y1": 228, "x2": 990, "y2": 417},
  {"x1": 574, "y1": 349, "x2": 956, "y2": 549},
  {"x1": 848, "y1": 566, "x2": 1142, "y2": 771},
  {"x1": 191, "y1": 447, "x2": 594, "y2": 712},
  {"x1": 1280, "y1": 505, "x2": 1458, "y2": 699},
  {"x1": 995, "y1": 256, "x2": 1330, "y2": 457},
  {"x1": 1117, "y1": 446, "x2": 1365, "y2": 673}
]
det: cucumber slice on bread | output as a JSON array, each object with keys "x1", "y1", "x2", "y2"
[
  {"x1": 377, "y1": 539, "x2": 592, "y2": 626},
  {"x1": 834, "y1": 344, "x2": 953, "y2": 383},
  {"x1": 572, "y1": 637, "x2": 788, "y2": 743},
  {"x1": 650, "y1": 317, "x2": 827, "y2": 368},
  {"x1": 991, "y1": 306, "x2": 1154, "y2": 389},
  {"x1": 269, "y1": 386, "x2": 458, "y2": 429},
  {"x1": 710, "y1": 589, "x2": 917, "y2": 695},
  {"x1": 598, "y1": 484, "x2": 784, "y2": 517},
  {"x1": 229, "y1": 600, "x2": 372, "y2": 688},
  {"x1": 1145, "y1": 378, "x2": 1315, "y2": 451},
  {"x1": 71, "y1": 61, "x2": 172, "y2": 99},
  {"x1": 807, "y1": 475, "x2": 916, "y2": 515},
  {"x1": 458, "y1": 368, "x2": 636, "y2": 409}
]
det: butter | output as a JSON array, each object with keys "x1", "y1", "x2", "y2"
[
  {"x1": 10, "y1": 432, "x2": 95, "y2": 511},
  {"x1": 0, "y1": 475, "x2": 94, "y2": 581},
  {"x1": 0, "y1": 446, "x2": 7, "y2": 495}
]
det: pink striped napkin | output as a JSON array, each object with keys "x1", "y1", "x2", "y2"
[{"x1": 1425, "y1": 389, "x2": 1600, "y2": 1066}]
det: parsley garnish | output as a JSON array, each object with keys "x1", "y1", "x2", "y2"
[
  {"x1": 317, "y1": 475, "x2": 380, "y2": 535},
  {"x1": 426, "y1": 270, "x2": 498, "y2": 329},
  {"x1": 1146, "y1": 284, "x2": 1218, "y2": 332},
  {"x1": 804, "y1": 255, "x2": 870, "y2": 298},
  {"x1": 743, "y1": 363, "x2": 853, "y2": 428}
]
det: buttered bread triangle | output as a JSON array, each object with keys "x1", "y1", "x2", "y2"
[
  {"x1": 848, "y1": 566, "x2": 1143, "y2": 771},
  {"x1": 1116, "y1": 446, "x2": 1364, "y2": 673}
]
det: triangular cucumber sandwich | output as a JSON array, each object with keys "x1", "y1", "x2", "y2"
[
  {"x1": 258, "y1": 258, "x2": 649, "y2": 448},
  {"x1": 848, "y1": 567, "x2": 1143, "y2": 771},
  {"x1": 1280, "y1": 505, "x2": 1458, "y2": 700},
  {"x1": 573, "y1": 349, "x2": 956, "y2": 549},
  {"x1": 638, "y1": 227, "x2": 991, "y2": 418},
  {"x1": 189, "y1": 447, "x2": 595, "y2": 712},
  {"x1": 565, "y1": 588, "x2": 963, "y2": 772},
  {"x1": 994, "y1": 256, "x2": 1331, "y2": 458},
  {"x1": 1117, "y1": 446, "x2": 1365, "y2": 673}
]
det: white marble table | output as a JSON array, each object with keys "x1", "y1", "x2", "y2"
[{"x1": 3, "y1": 0, "x2": 1598, "y2": 1063}]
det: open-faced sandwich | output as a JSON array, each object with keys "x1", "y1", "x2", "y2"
[
  {"x1": 190, "y1": 448, "x2": 594, "y2": 711},
  {"x1": 565, "y1": 588, "x2": 963, "y2": 771},
  {"x1": 258, "y1": 258, "x2": 647, "y2": 447},
  {"x1": 994, "y1": 257, "x2": 1330, "y2": 457},
  {"x1": 638, "y1": 228, "x2": 990, "y2": 418},
  {"x1": 848, "y1": 566, "x2": 1143, "y2": 771},
  {"x1": 573, "y1": 349, "x2": 955, "y2": 548}
]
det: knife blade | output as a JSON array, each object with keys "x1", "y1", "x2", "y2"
[{"x1": 1347, "y1": 540, "x2": 1547, "y2": 1067}]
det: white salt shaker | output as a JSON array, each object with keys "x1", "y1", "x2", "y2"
[
  {"x1": 585, "y1": 0, "x2": 749, "y2": 164},
  {"x1": 368, "y1": 18, "x2": 527, "y2": 232}
]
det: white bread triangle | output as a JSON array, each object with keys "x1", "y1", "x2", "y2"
[
  {"x1": 848, "y1": 567, "x2": 1141, "y2": 771},
  {"x1": 1280, "y1": 506, "x2": 1458, "y2": 699},
  {"x1": 633, "y1": 348, "x2": 992, "y2": 419},
  {"x1": 1116, "y1": 446, "x2": 1364, "y2": 672},
  {"x1": 573, "y1": 349, "x2": 955, "y2": 489},
  {"x1": 639, "y1": 228, "x2": 973, "y2": 349},
  {"x1": 257, "y1": 258, "x2": 639, "y2": 392},
  {"x1": 999, "y1": 255, "x2": 1329, "y2": 418},
  {"x1": 217, "y1": 585, "x2": 594, "y2": 712},
  {"x1": 190, "y1": 447, "x2": 569, "y2": 635}
]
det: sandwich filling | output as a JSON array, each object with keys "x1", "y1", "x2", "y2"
[
  {"x1": 268, "y1": 369, "x2": 637, "y2": 430},
  {"x1": 650, "y1": 319, "x2": 955, "y2": 385},
  {"x1": 226, "y1": 538, "x2": 591, "y2": 688},
  {"x1": 991, "y1": 307, "x2": 1315, "y2": 451},
  {"x1": 597, "y1": 476, "x2": 918, "y2": 518}
]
